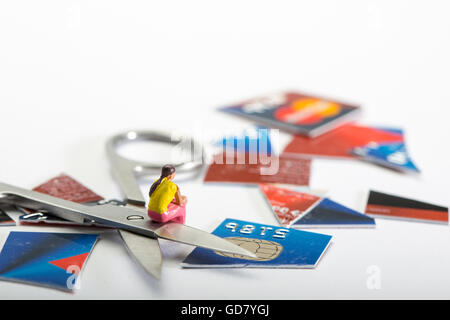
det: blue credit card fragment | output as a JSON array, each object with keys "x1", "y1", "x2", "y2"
[
  {"x1": 0, "y1": 231, "x2": 98, "y2": 291},
  {"x1": 181, "y1": 219, "x2": 332, "y2": 268}
]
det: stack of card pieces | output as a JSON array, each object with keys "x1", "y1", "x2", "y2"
[
  {"x1": 20, "y1": 174, "x2": 104, "y2": 226},
  {"x1": 181, "y1": 219, "x2": 332, "y2": 268},
  {"x1": 260, "y1": 184, "x2": 375, "y2": 228},
  {"x1": 203, "y1": 153, "x2": 311, "y2": 186},
  {"x1": 365, "y1": 190, "x2": 448, "y2": 224},
  {"x1": 219, "y1": 91, "x2": 360, "y2": 137},
  {"x1": 283, "y1": 124, "x2": 418, "y2": 173},
  {"x1": 0, "y1": 232, "x2": 98, "y2": 291},
  {"x1": 0, "y1": 205, "x2": 17, "y2": 226}
]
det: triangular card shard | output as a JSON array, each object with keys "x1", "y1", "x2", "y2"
[
  {"x1": 181, "y1": 219, "x2": 332, "y2": 268},
  {"x1": 259, "y1": 184, "x2": 321, "y2": 227},
  {"x1": 365, "y1": 190, "x2": 448, "y2": 224},
  {"x1": 292, "y1": 198, "x2": 375, "y2": 228},
  {"x1": 259, "y1": 184, "x2": 375, "y2": 228},
  {"x1": 219, "y1": 91, "x2": 361, "y2": 137},
  {"x1": 48, "y1": 252, "x2": 90, "y2": 271},
  {"x1": 351, "y1": 141, "x2": 420, "y2": 173},
  {"x1": 0, "y1": 232, "x2": 98, "y2": 291}
]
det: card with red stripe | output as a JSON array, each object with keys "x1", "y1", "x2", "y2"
[{"x1": 365, "y1": 190, "x2": 448, "y2": 224}]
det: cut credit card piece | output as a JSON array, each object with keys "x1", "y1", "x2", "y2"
[
  {"x1": 33, "y1": 173, "x2": 104, "y2": 204},
  {"x1": 20, "y1": 174, "x2": 105, "y2": 226},
  {"x1": 260, "y1": 184, "x2": 375, "y2": 228},
  {"x1": 259, "y1": 184, "x2": 322, "y2": 227},
  {"x1": 204, "y1": 153, "x2": 311, "y2": 186},
  {"x1": 219, "y1": 91, "x2": 361, "y2": 137},
  {"x1": 292, "y1": 198, "x2": 375, "y2": 228},
  {"x1": 214, "y1": 127, "x2": 273, "y2": 155},
  {"x1": 283, "y1": 124, "x2": 404, "y2": 159},
  {"x1": 0, "y1": 231, "x2": 98, "y2": 291},
  {"x1": 351, "y1": 141, "x2": 420, "y2": 173},
  {"x1": 0, "y1": 205, "x2": 17, "y2": 226},
  {"x1": 181, "y1": 219, "x2": 332, "y2": 268},
  {"x1": 365, "y1": 190, "x2": 448, "y2": 224}
]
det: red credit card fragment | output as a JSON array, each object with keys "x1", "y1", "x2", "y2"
[
  {"x1": 33, "y1": 173, "x2": 104, "y2": 204},
  {"x1": 283, "y1": 124, "x2": 404, "y2": 159},
  {"x1": 259, "y1": 184, "x2": 321, "y2": 226},
  {"x1": 203, "y1": 153, "x2": 311, "y2": 186}
]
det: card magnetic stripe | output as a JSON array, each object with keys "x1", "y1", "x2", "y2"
[{"x1": 367, "y1": 191, "x2": 447, "y2": 212}]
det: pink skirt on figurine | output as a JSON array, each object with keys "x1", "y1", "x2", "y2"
[{"x1": 148, "y1": 202, "x2": 186, "y2": 224}]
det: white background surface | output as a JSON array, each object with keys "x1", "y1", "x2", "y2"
[{"x1": 0, "y1": 0, "x2": 449, "y2": 299}]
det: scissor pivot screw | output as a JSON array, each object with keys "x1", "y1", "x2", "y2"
[{"x1": 127, "y1": 215, "x2": 144, "y2": 221}]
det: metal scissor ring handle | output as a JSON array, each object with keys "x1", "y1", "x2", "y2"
[{"x1": 106, "y1": 130, "x2": 204, "y2": 175}]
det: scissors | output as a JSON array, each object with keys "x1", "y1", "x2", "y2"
[{"x1": 0, "y1": 130, "x2": 255, "y2": 280}]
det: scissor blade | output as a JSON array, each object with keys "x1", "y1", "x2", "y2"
[
  {"x1": 0, "y1": 182, "x2": 256, "y2": 258},
  {"x1": 153, "y1": 222, "x2": 257, "y2": 258},
  {"x1": 119, "y1": 230, "x2": 162, "y2": 280}
]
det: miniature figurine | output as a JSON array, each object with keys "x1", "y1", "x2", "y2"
[{"x1": 147, "y1": 165, "x2": 187, "y2": 224}]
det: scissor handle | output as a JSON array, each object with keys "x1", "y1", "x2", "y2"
[{"x1": 106, "y1": 130, "x2": 204, "y2": 207}]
